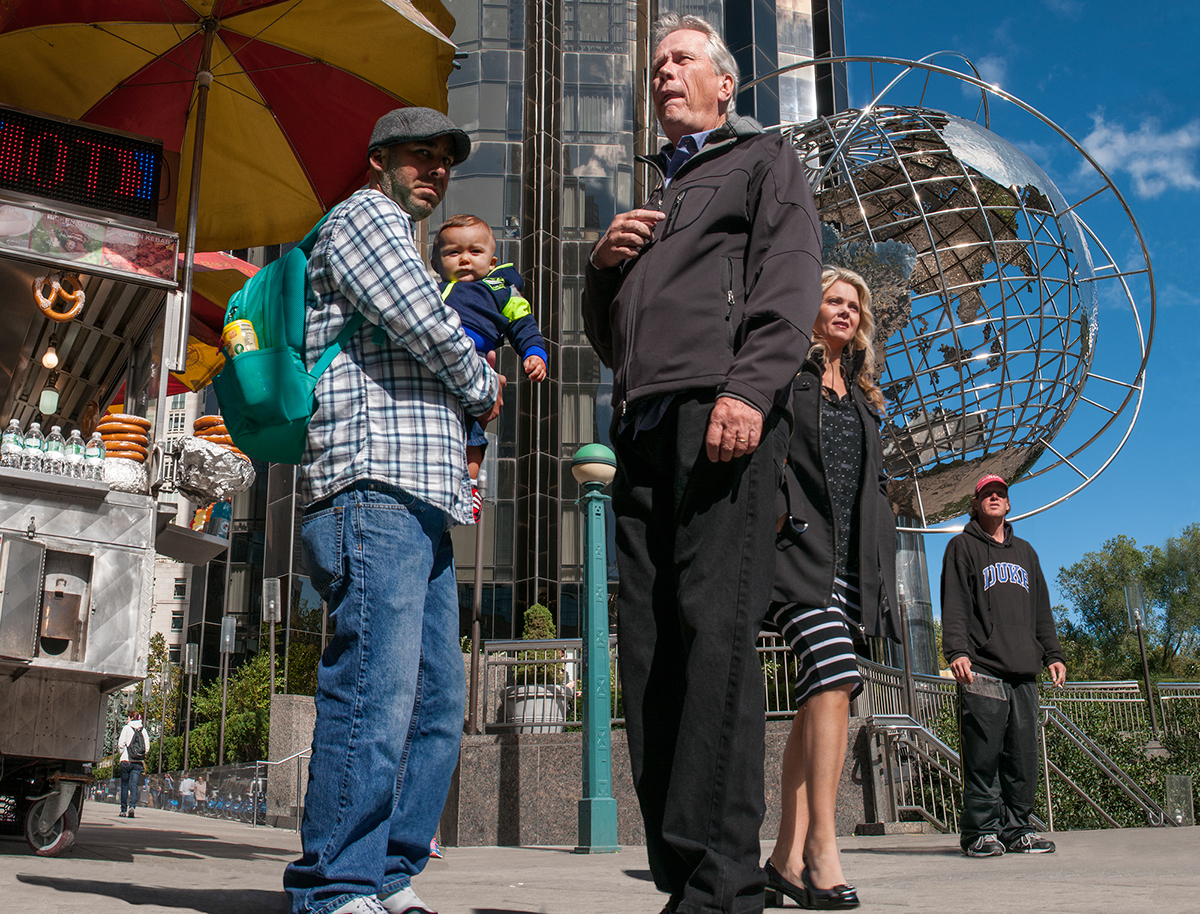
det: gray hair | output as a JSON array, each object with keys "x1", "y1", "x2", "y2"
[{"x1": 652, "y1": 13, "x2": 739, "y2": 113}]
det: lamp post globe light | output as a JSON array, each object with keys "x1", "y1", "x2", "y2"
[{"x1": 570, "y1": 443, "x2": 619, "y2": 854}]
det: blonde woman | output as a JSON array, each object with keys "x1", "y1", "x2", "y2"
[{"x1": 765, "y1": 268, "x2": 900, "y2": 910}]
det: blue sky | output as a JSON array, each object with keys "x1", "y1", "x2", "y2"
[{"x1": 846, "y1": 1, "x2": 1200, "y2": 616}]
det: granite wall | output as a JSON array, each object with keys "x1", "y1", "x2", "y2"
[
  {"x1": 266, "y1": 693, "x2": 880, "y2": 845},
  {"x1": 440, "y1": 718, "x2": 877, "y2": 847},
  {"x1": 266, "y1": 693, "x2": 317, "y2": 829}
]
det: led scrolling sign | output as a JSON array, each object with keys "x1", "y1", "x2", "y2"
[{"x1": 0, "y1": 105, "x2": 161, "y2": 222}]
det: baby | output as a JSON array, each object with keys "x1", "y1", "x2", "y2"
[{"x1": 433, "y1": 214, "x2": 548, "y2": 519}]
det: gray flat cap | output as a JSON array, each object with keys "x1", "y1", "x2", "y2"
[{"x1": 369, "y1": 107, "x2": 470, "y2": 165}]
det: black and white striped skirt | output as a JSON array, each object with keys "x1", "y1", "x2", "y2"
[{"x1": 768, "y1": 576, "x2": 864, "y2": 706}]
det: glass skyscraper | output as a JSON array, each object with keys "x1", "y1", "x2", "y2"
[
  {"x1": 245, "y1": 1, "x2": 848, "y2": 677},
  {"x1": 428, "y1": 0, "x2": 847, "y2": 639}
]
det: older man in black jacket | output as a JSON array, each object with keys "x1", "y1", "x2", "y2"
[{"x1": 582, "y1": 13, "x2": 821, "y2": 914}]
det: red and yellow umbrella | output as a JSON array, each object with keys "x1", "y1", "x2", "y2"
[
  {"x1": 175, "y1": 251, "x2": 260, "y2": 393},
  {"x1": 0, "y1": 0, "x2": 458, "y2": 253}
]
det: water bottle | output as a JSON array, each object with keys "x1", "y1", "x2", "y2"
[
  {"x1": 1, "y1": 419, "x2": 22, "y2": 469},
  {"x1": 44, "y1": 425, "x2": 66, "y2": 476},
  {"x1": 206, "y1": 499, "x2": 232, "y2": 539},
  {"x1": 22, "y1": 422, "x2": 44, "y2": 473},
  {"x1": 84, "y1": 432, "x2": 106, "y2": 481},
  {"x1": 65, "y1": 429, "x2": 85, "y2": 478}
]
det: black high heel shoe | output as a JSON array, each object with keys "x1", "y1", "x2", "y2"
[
  {"x1": 800, "y1": 866, "x2": 859, "y2": 910},
  {"x1": 764, "y1": 860, "x2": 808, "y2": 908}
]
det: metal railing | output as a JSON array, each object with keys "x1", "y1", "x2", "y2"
[
  {"x1": 254, "y1": 749, "x2": 311, "y2": 833},
  {"x1": 1038, "y1": 705, "x2": 1172, "y2": 829},
  {"x1": 479, "y1": 636, "x2": 619, "y2": 732},
  {"x1": 1039, "y1": 681, "x2": 1148, "y2": 732},
  {"x1": 1158, "y1": 682, "x2": 1200, "y2": 735},
  {"x1": 868, "y1": 714, "x2": 964, "y2": 833}
]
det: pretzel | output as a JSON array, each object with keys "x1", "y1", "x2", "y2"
[
  {"x1": 32, "y1": 273, "x2": 86, "y2": 322},
  {"x1": 102, "y1": 432, "x2": 148, "y2": 445},
  {"x1": 193, "y1": 415, "x2": 225, "y2": 432},
  {"x1": 107, "y1": 451, "x2": 146, "y2": 463},
  {"x1": 98, "y1": 422, "x2": 149, "y2": 436},
  {"x1": 105, "y1": 413, "x2": 151, "y2": 429},
  {"x1": 199, "y1": 434, "x2": 234, "y2": 446},
  {"x1": 103, "y1": 438, "x2": 147, "y2": 451}
]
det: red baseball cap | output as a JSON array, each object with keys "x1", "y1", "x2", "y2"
[{"x1": 975, "y1": 474, "x2": 1008, "y2": 495}]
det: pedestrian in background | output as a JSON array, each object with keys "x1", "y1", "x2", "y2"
[
  {"x1": 117, "y1": 711, "x2": 147, "y2": 818},
  {"x1": 942, "y1": 475, "x2": 1066, "y2": 857}
]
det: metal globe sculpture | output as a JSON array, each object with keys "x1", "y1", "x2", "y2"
[{"x1": 774, "y1": 57, "x2": 1154, "y2": 525}]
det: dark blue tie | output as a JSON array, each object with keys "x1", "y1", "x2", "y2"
[{"x1": 665, "y1": 135, "x2": 697, "y2": 182}]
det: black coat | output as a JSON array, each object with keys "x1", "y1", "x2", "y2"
[
  {"x1": 772, "y1": 359, "x2": 900, "y2": 643},
  {"x1": 582, "y1": 113, "x2": 821, "y2": 428}
]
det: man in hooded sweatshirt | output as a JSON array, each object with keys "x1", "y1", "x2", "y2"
[{"x1": 941, "y1": 474, "x2": 1066, "y2": 858}]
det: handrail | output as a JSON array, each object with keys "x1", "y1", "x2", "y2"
[
  {"x1": 1038, "y1": 705, "x2": 1172, "y2": 828},
  {"x1": 254, "y1": 748, "x2": 312, "y2": 833},
  {"x1": 256, "y1": 748, "x2": 311, "y2": 767}
]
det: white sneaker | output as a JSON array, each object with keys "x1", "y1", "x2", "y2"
[
  {"x1": 378, "y1": 885, "x2": 437, "y2": 914},
  {"x1": 330, "y1": 896, "x2": 388, "y2": 914}
]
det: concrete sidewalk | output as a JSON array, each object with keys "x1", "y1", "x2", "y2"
[{"x1": 1, "y1": 800, "x2": 1197, "y2": 913}]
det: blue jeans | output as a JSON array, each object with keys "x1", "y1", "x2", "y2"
[
  {"x1": 283, "y1": 482, "x2": 465, "y2": 914},
  {"x1": 119, "y1": 761, "x2": 142, "y2": 812}
]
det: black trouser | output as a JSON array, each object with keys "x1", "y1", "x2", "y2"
[
  {"x1": 613, "y1": 392, "x2": 787, "y2": 914},
  {"x1": 958, "y1": 678, "x2": 1040, "y2": 848}
]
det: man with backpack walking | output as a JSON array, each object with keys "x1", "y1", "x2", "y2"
[
  {"x1": 282, "y1": 109, "x2": 504, "y2": 914},
  {"x1": 117, "y1": 711, "x2": 147, "y2": 818}
]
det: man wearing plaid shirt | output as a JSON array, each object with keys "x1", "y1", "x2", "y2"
[{"x1": 284, "y1": 109, "x2": 503, "y2": 914}]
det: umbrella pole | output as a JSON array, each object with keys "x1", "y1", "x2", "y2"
[{"x1": 172, "y1": 20, "x2": 218, "y2": 373}]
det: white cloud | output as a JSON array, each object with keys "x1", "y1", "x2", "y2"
[
  {"x1": 961, "y1": 54, "x2": 1008, "y2": 100},
  {"x1": 1160, "y1": 282, "x2": 1200, "y2": 309},
  {"x1": 1044, "y1": 0, "x2": 1083, "y2": 18},
  {"x1": 572, "y1": 146, "x2": 623, "y2": 178},
  {"x1": 976, "y1": 55, "x2": 1007, "y2": 90},
  {"x1": 1080, "y1": 112, "x2": 1200, "y2": 198}
]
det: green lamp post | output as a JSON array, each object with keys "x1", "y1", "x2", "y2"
[{"x1": 570, "y1": 443, "x2": 620, "y2": 854}]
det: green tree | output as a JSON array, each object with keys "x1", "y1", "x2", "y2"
[
  {"x1": 1056, "y1": 531, "x2": 1200, "y2": 681},
  {"x1": 188, "y1": 650, "x2": 272, "y2": 765},
  {"x1": 1144, "y1": 524, "x2": 1200, "y2": 671}
]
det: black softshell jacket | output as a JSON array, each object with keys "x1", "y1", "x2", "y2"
[
  {"x1": 582, "y1": 114, "x2": 822, "y2": 429},
  {"x1": 771, "y1": 358, "x2": 900, "y2": 644},
  {"x1": 941, "y1": 519, "x2": 1065, "y2": 679}
]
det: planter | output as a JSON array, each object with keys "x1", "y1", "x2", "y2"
[{"x1": 503, "y1": 683, "x2": 571, "y2": 733}]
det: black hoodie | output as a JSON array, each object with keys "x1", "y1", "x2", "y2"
[{"x1": 941, "y1": 518, "x2": 1064, "y2": 680}]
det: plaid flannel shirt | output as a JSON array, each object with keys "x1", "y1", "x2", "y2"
[{"x1": 299, "y1": 189, "x2": 498, "y2": 524}]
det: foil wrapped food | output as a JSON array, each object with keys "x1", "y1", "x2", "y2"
[
  {"x1": 104, "y1": 455, "x2": 148, "y2": 494},
  {"x1": 172, "y1": 436, "x2": 256, "y2": 502}
]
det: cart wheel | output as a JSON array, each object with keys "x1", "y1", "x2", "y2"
[{"x1": 24, "y1": 797, "x2": 79, "y2": 856}]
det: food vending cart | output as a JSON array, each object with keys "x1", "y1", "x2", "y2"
[{"x1": 0, "y1": 104, "x2": 230, "y2": 854}]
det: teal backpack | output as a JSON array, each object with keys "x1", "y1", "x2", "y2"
[{"x1": 212, "y1": 214, "x2": 364, "y2": 464}]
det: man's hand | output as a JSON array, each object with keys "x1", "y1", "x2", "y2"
[
  {"x1": 1047, "y1": 661, "x2": 1067, "y2": 688},
  {"x1": 950, "y1": 656, "x2": 975, "y2": 685},
  {"x1": 524, "y1": 354, "x2": 547, "y2": 382},
  {"x1": 478, "y1": 350, "x2": 507, "y2": 426},
  {"x1": 591, "y1": 209, "x2": 665, "y2": 270},
  {"x1": 704, "y1": 397, "x2": 763, "y2": 462}
]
